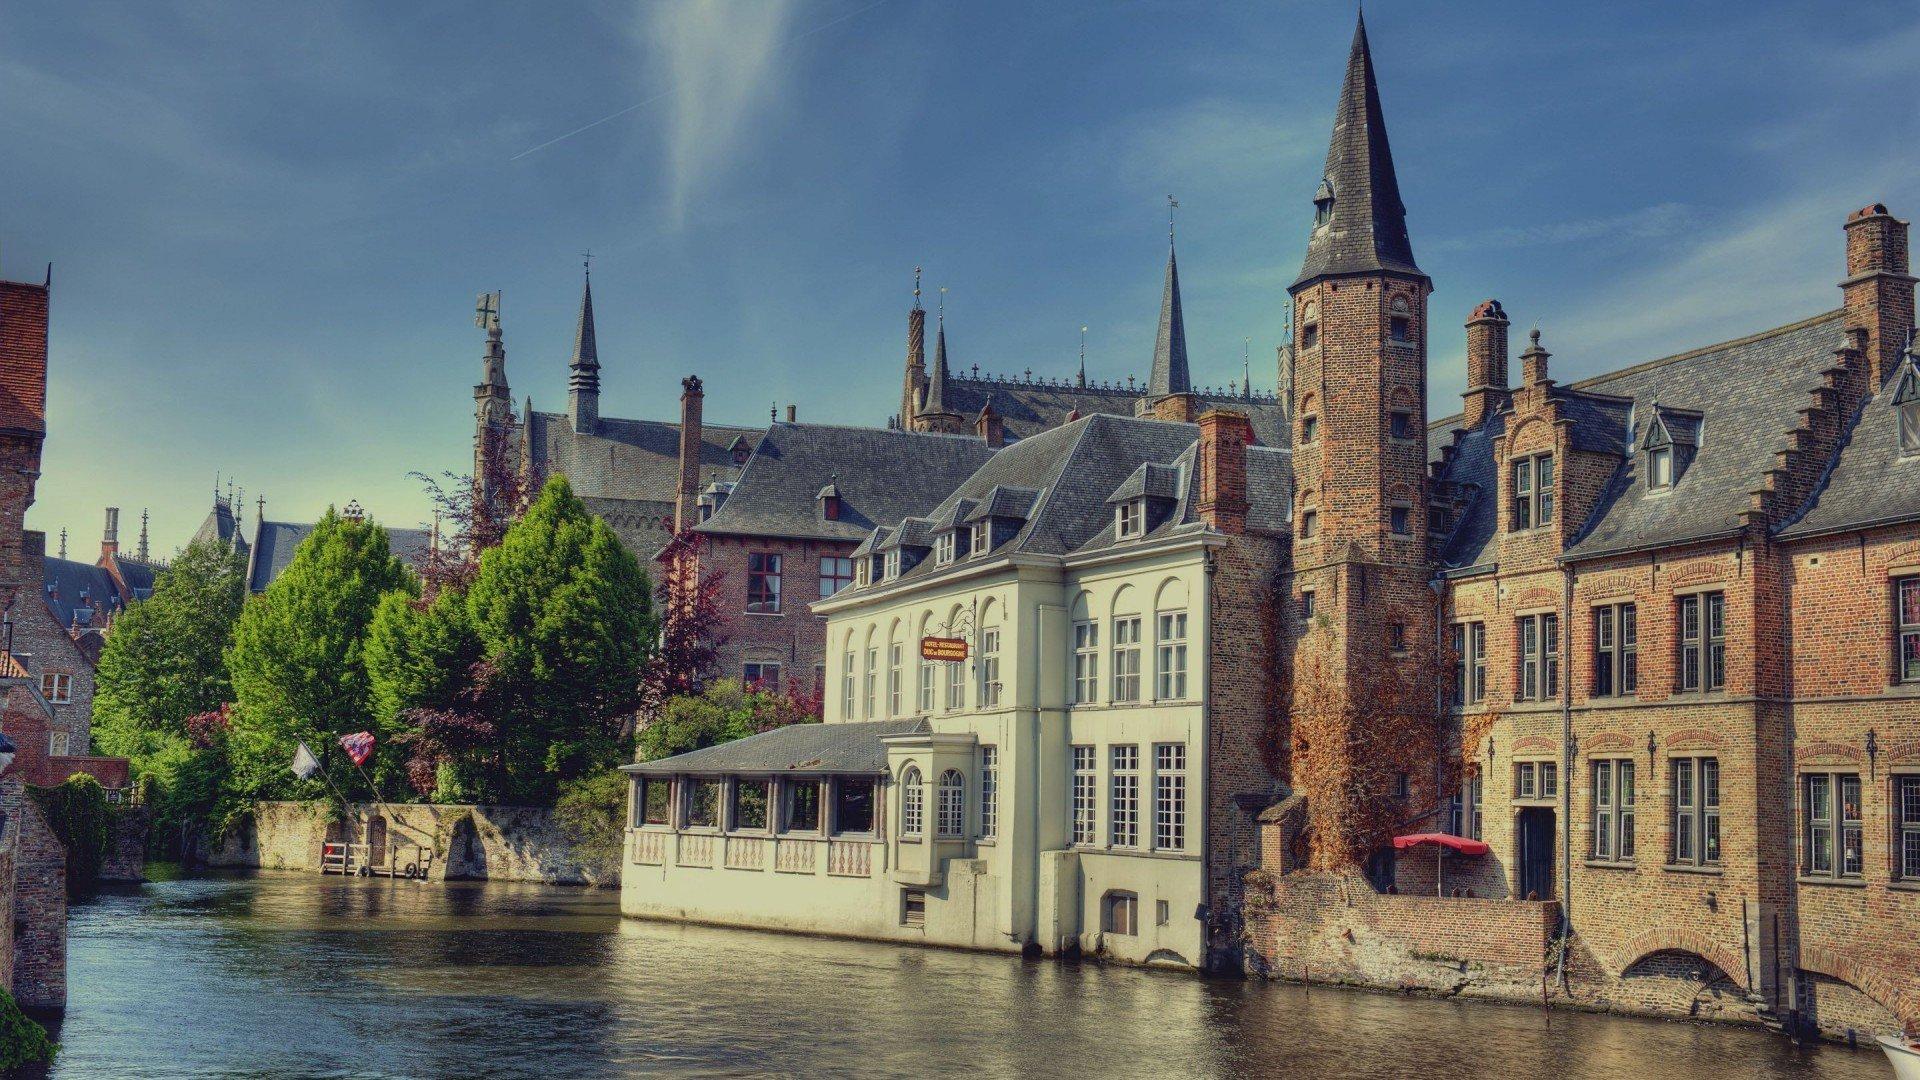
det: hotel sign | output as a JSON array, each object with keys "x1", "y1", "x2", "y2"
[{"x1": 921, "y1": 637, "x2": 969, "y2": 663}]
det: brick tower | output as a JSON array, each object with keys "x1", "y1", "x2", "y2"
[{"x1": 1284, "y1": 12, "x2": 1439, "y2": 869}]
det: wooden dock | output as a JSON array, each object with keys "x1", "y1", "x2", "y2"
[{"x1": 320, "y1": 841, "x2": 435, "y2": 879}]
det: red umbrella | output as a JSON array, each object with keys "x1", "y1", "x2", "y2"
[{"x1": 1392, "y1": 832, "x2": 1490, "y2": 895}]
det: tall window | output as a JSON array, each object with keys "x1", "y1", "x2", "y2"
[
  {"x1": 1672, "y1": 757, "x2": 1720, "y2": 867},
  {"x1": 746, "y1": 552, "x2": 783, "y2": 613},
  {"x1": 840, "y1": 649, "x2": 856, "y2": 720},
  {"x1": 1112, "y1": 617, "x2": 1143, "y2": 702},
  {"x1": 781, "y1": 780, "x2": 821, "y2": 833},
  {"x1": 937, "y1": 770, "x2": 965, "y2": 838},
  {"x1": 1898, "y1": 775, "x2": 1920, "y2": 881},
  {"x1": 1153, "y1": 744, "x2": 1186, "y2": 851},
  {"x1": 887, "y1": 640, "x2": 903, "y2": 717},
  {"x1": 935, "y1": 532, "x2": 956, "y2": 564},
  {"x1": 863, "y1": 644, "x2": 878, "y2": 718},
  {"x1": 639, "y1": 778, "x2": 674, "y2": 826},
  {"x1": 39, "y1": 672, "x2": 71, "y2": 704},
  {"x1": 1802, "y1": 772, "x2": 1862, "y2": 879},
  {"x1": 1299, "y1": 509, "x2": 1319, "y2": 539},
  {"x1": 1648, "y1": 446, "x2": 1674, "y2": 490},
  {"x1": 1155, "y1": 611, "x2": 1188, "y2": 700},
  {"x1": 1592, "y1": 759, "x2": 1635, "y2": 862},
  {"x1": 1898, "y1": 576, "x2": 1920, "y2": 684},
  {"x1": 833, "y1": 777, "x2": 876, "y2": 835},
  {"x1": 979, "y1": 746, "x2": 998, "y2": 840},
  {"x1": 1593, "y1": 603, "x2": 1638, "y2": 698},
  {"x1": 1116, "y1": 501, "x2": 1144, "y2": 539},
  {"x1": 970, "y1": 521, "x2": 990, "y2": 556},
  {"x1": 1389, "y1": 297, "x2": 1412, "y2": 344},
  {"x1": 945, "y1": 652, "x2": 965, "y2": 711},
  {"x1": 1467, "y1": 774, "x2": 1484, "y2": 840},
  {"x1": 978, "y1": 627, "x2": 1002, "y2": 707},
  {"x1": 1072, "y1": 620, "x2": 1100, "y2": 704},
  {"x1": 819, "y1": 557, "x2": 854, "y2": 598},
  {"x1": 1451, "y1": 622, "x2": 1487, "y2": 706},
  {"x1": 1072, "y1": 746, "x2": 1097, "y2": 845},
  {"x1": 1517, "y1": 613, "x2": 1559, "y2": 701},
  {"x1": 1678, "y1": 592, "x2": 1726, "y2": 692},
  {"x1": 731, "y1": 779, "x2": 770, "y2": 832},
  {"x1": 1511, "y1": 454, "x2": 1554, "y2": 530},
  {"x1": 900, "y1": 767, "x2": 924, "y2": 837},
  {"x1": 1110, "y1": 745, "x2": 1140, "y2": 847}
]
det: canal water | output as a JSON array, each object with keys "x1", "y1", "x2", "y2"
[{"x1": 49, "y1": 873, "x2": 1885, "y2": 1079}]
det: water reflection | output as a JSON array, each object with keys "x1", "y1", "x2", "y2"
[{"x1": 52, "y1": 873, "x2": 1883, "y2": 1079}]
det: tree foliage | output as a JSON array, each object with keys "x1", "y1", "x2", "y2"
[
  {"x1": 0, "y1": 986, "x2": 55, "y2": 1069},
  {"x1": 225, "y1": 508, "x2": 416, "y2": 799},
  {"x1": 639, "y1": 531, "x2": 728, "y2": 721},
  {"x1": 636, "y1": 679, "x2": 820, "y2": 764},
  {"x1": 30, "y1": 774, "x2": 116, "y2": 898}
]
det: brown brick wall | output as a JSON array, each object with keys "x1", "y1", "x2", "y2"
[{"x1": 682, "y1": 533, "x2": 858, "y2": 696}]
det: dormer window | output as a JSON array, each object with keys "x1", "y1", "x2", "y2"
[
  {"x1": 935, "y1": 532, "x2": 956, "y2": 564},
  {"x1": 729, "y1": 435, "x2": 752, "y2": 467},
  {"x1": 1312, "y1": 178, "x2": 1335, "y2": 229},
  {"x1": 970, "y1": 521, "x2": 990, "y2": 556},
  {"x1": 855, "y1": 560, "x2": 870, "y2": 587},
  {"x1": 1116, "y1": 500, "x2": 1144, "y2": 539},
  {"x1": 823, "y1": 495, "x2": 841, "y2": 520},
  {"x1": 1648, "y1": 446, "x2": 1674, "y2": 489},
  {"x1": 1511, "y1": 454, "x2": 1554, "y2": 530},
  {"x1": 1896, "y1": 364, "x2": 1920, "y2": 456},
  {"x1": 1389, "y1": 297, "x2": 1412, "y2": 344},
  {"x1": 884, "y1": 550, "x2": 901, "y2": 581}
]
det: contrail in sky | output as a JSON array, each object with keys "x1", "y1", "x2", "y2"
[{"x1": 511, "y1": 0, "x2": 892, "y2": 161}]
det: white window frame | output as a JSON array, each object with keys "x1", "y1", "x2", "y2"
[
  {"x1": 1591, "y1": 759, "x2": 1636, "y2": 862},
  {"x1": 887, "y1": 640, "x2": 903, "y2": 717},
  {"x1": 1897, "y1": 576, "x2": 1920, "y2": 684},
  {"x1": 936, "y1": 769, "x2": 965, "y2": 839},
  {"x1": 1072, "y1": 620, "x2": 1099, "y2": 704},
  {"x1": 917, "y1": 651, "x2": 936, "y2": 714},
  {"x1": 1897, "y1": 774, "x2": 1920, "y2": 881},
  {"x1": 1517, "y1": 612, "x2": 1559, "y2": 701},
  {"x1": 978, "y1": 626, "x2": 1002, "y2": 708},
  {"x1": 840, "y1": 649, "x2": 856, "y2": 720},
  {"x1": 1111, "y1": 616, "x2": 1142, "y2": 703},
  {"x1": 40, "y1": 671, "x2": 71, "y2": 704},
  {"x1": 1152, "y1": 743, "x2": 1186, "y2": 851},
  {"x1": 1071, "y1": 745, "x2": 1097, "y2": 845},
  {"x1": 1678, "y1": 592, "x2": 1726, "y2": 692},
  {"x1": 1802, "y1": 771, "x2": 1862, "y2": 879},
  {"x1": 1510, "y1": 453, "x2": 1554, "y2": 530},
  {"x1": 1593, "y1": 602, "x2": 1638, "y2": 698},
  {"x1": 863, "y1": 646, "x2": 878, "y2": 718},
  {"x1": 979, "y1": 746, "x2": 998, "y2": 840},
  {"x1": 1116, "y1": 500, "x2": 1144, "y2": 539},
  {"x1": 900, "y1": 767, "x2": 924, "y2": 838},
  {"x1": 970, "y1": 521, "x2": 990, "y2": 556},
  {"x1": 1672, "y1": 756, "x2": 1721, "y2": 867},
  {"x1": 1110, "y1": 745, "x2": 1139, "y2": 848},
  {"x1": 1154, "y1": 611, "x2": 1187, "y2": 700},
  {"x1": 935, "y1": 532, "x2": 956, "y2": 564}
]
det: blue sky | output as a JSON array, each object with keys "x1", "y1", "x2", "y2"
[{"x1": 3, "y1": 1, "x2": 1916, "y2": 556}]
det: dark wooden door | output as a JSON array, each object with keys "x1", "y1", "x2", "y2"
[{"x1": 1518, "y1": 807, "x2": 1555, "y2": 900}]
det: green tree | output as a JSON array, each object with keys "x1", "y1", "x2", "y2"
[
  {"x1": 635, "y1": 679, "x2": 819, "y2": 764},
  {"x1": 365, "y1": 587, "x2": 480, "y2": 731},
  {"x1": 92, "y1": 540, "x2": 247, "y2": 761},
  {"x1": 464, "y1": 475, "x2": 654, "y2": 801},
  {"x1": 225, "y1": 509, "x2": 416, "y2": 799}
]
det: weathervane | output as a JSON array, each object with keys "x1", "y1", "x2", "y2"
[
  {"x1": 1168, "y1": 193, "x2": 1180, "y2": 243},
  {"x1": 474, "y1": 291, "x2": 502, "y2": 334}
]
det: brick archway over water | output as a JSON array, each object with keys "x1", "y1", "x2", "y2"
[
  {"x1": 1613, "y1": 929, "x2": 1748, "y2": 991},
  {"x1": 1800, "y1": 945, "x2": 1917, "y2": 1030}
]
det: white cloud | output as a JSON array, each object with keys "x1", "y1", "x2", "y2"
[{"x1": 640, "y1": 0, "x2": 800, "y2": 226}]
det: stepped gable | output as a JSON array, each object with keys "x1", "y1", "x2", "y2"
[
  {"x1": 1431, "y1": 310, "x2": 1847, "y2": 566},
  {"x1": 1780, "y1": 343, "x2": 1920, "y2": 538},
  {"x1": 694, "y1": 423, "x2": 997, "y2": 543}
]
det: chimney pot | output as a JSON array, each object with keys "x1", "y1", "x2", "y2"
[{"x1": 786, "y1": 404, "x2": 797, "y2": 423}]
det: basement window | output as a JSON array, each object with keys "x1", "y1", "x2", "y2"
[
  {"x1": 1103, "y1": 891, "x2": 1138, "y2": 936},
  {"x1": 900, "y1": 889, "x2": 926, "y2": 927}
]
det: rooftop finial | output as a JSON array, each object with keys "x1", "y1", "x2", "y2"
[
  {"x1": 1244, "y1": 337, "x2": 1252, "y2": 398},
  {"x1": 57, "y1": 527, "x2": 66, "y2": 560},
  {"x1": 913, "y1": 266, "x2": 922, "y2": 310},
  {"x1": 1167, "y1": 193, "x2": 1179, "y2": 246},
  {"x1": 939, "y1": 285, "x2": 947, "y2": 323},
  {"x1": 1079, "y1": 325, "x2": 1089, "y2": 387},
  {"x1": 582, "y1": 249, "x2": 593, "y2": 277}
]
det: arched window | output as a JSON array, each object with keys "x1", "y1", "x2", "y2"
[
  {"x1": 863, "y1": 628, "x2": 879, "y2": 719},
  {"x1": 1154, "y1": 578, "x2": 1190, "y2": 701},
  {"x1": 1070, "y1": 591, "x2": 1099, "y2": 705},
  {"x1": 978, "y1": 599, "x2": 1002, "y2": 708},
  {"x1": 887, "y1": 621, "x2": 903, "y2": 717},
  {"x1": 916, "y1": 612, "x2": 937, "y2": 714},
  {"x1": 937, "y1": 769, "x2": 965, "y2": 837},
  {"x1": 944, "y1": 605, "x2": 967, "y2": 711},
  {"x1": 1111, "y1": 585, "x2": 1142, "y2": 703},
  {"x1": 840, "y1": 633, "x2": 857, "y2": 720},
  {"x1": 901, "y1": 766, "x2": 924, "y2": 836}
]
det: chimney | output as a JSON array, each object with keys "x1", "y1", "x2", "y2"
[
  {"x1": 1841, "y1": 203, "x2": 1915, "y2": 387},
  {"x1": 1463, "y1": 300, "x2": 1510, "y2": 427},
  {"x1": 101, "y1": 507, "x2": 120, "y2": 558},
  {"x1": 1196, "y1": 410, "x2": 1252, "y2": 534},
  {"x1": 975, "y1": 402, "x2": 1004, "y2": 449},
  {"x1": 676, "y1": 376, "x2": 704, "y2": 533},
  {"x1": 1519, "y1": 328, "x2": 1551, "y2": 388},
  {"x1": 786, "y1": 404, "x2": 797, "y2": 423}
]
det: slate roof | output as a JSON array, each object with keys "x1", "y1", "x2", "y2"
[
  {"x1": 693, "y1": 424, "x2": 996, "y2": 544},
  {"x1": 1780, "y1": 350, "x2": 1920, "y2": 539},
  {"x1": 937, "y1": 375, "x2": 1290, "y2": 448},
  {"x1": 842, "y1": 413, "x2": 1290, "y2": 597},
  {"x1": 1108, "y1": 462, "x2": 1184, "y2": 504},
  {"x1": 1148, "y1": 245, "x2": 1192, "y2": 396},
  {"x1": 1431, "y1": 310, "x2": 1850, "y2": 567},
  {"x1": 1294, "y1": 13, "x2": 1422, "y2": 288},
  {"x1": 110, "y1": 556, "x2": 159, "y2": 601},
  {"x1": 244, "y1": 519, "x2": 434, "y2": 593},
  {"x1": 43, "y1": 557, "x2": 122, "y2": 629},
  {"x1": 623, "y1": 719, "x2": 929, "y2": 776},
  {"x1": 189, "y1": 498, "x2": 248, "y2": 555}
]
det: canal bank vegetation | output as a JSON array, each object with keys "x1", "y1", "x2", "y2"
[
  {"x1": 28, "y1": 774, "x2": 119, "y2": 898},
  {"x1": 0, "y1": 986, "x2": 54, "y2": 1070}
]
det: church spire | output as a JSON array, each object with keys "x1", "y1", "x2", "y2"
[
  {"x1": 1148, "y1": 237, "x2": 1191, "y2": 396},
  {"x1": 1293, "y1": 10, "x2": 1422, "y2": 289},
  {"x1": 925, "y1": 294, "x2": 951, "y2": 415},
  {"x1": 568, "y1": 260, "x2": 600, "y2": 433}
]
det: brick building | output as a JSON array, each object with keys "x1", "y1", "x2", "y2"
[{"x1": 1244, "y1": 13, "x2": 1920, "y2": 1041}]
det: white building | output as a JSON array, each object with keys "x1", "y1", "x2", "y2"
[{"x1": 620, "y1": 411, "x2": 1291, "y2": 968}]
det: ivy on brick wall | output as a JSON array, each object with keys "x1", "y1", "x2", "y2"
[
  {"x1": 0, "y1": 986, "x2": 55, "y2": 1069},
  {"x1": 30, "y1": 774, "x2": 116, "y2": 898}
]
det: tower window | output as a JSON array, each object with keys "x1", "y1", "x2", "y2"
[
  {"x1": 1389, "y1": 410, "x2": 1414, "y2": 440},
  {"x1": 1389, "y1": 297, "x2": 1412, "y2": 344},
  {"x1": 1389, "y1": 505, "x2": 1411, "y2": 537},
  {"x1": 1300, "y1": 415, "x2": 1319, "y2": 444},
  {"x1": 1300, "y1": 301, "x2": 1320, "y2": 350},
  {"x1": 1313, "y1": 178, "x2": 1335, "y2": 229}
]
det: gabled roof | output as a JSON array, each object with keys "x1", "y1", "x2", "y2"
[
  {"x1": 1293, "y1": 13, "x2": 1422, "y2": 288},
  {"x1": 693, "y1": 423, "x2": 996, "y2": 544},
  {"x1": 44, "y1": 557, "x2": 120, "y2": 629},
  {"x1": 1107, "y1": 461, "x2": 1184, "y2": 505},
  {"x1": 525, "y1": 410, "x2": 759, "y2": 510},
  {"x1": 1780, "y1": 350, "x2": 1920, "y2": 539},
  {"x1": 624, "y1": 719, "x2": 929, "y2": 776}
]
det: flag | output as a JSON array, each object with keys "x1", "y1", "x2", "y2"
[
  {"x1": 339, "y1": 731, "x2": 375, "y2": 767},
  {"x1": 289, "y1": 741, "x2": 322, "y2": 781}
]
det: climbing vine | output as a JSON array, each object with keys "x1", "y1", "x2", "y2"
[
  {"x1": 31, "y1": 774, "x2": 117, "y2": 898},
  {"x1": 0, "y1": 986, "x2": 55, "y2": 1068}
]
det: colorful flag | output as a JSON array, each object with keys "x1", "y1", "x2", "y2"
[
  {"x1": 289, "y1": 741, "x2": 321, "y2": 780},
  {"x1": 339, "y1": 731, "x2": 375, "y2": 767}
]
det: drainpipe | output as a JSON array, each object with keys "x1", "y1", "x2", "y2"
[
  {"x1": 1200, "y1": 546, "x2": 1218, "y2": 970},
  {"x1": 1558, "y1": 562, "x2": 1575, "y2": 993}
]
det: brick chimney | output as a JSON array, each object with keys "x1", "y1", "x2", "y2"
[
  {"x1": 1196, "y1": 409, "x2": 1252, "y2": 534},
  {"x1": 976, "y1": 402, "x2": 1004, "y2": 448},
  {"x1": 675, "y1": 376, "x2": 704, "y2": 533},
  {"x1": 1463, "y1": 300, "x2": 1510, "y2": 427},
  {"x1": 101, "y1": 506, "x2": 119, "y2": 558},
  {"x1": 1519, "y1": 328, "x2": 1551, "y2": 388},
  {"x1": 1842, "y1": 203, "x2": 1915, "y2": 387},
  {"x1": 785, "y1": 404, "x2": 797, "y2": 423}
]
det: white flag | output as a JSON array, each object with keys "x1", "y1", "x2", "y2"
[{"x1": 290, "y1": 741, "x2": 321, "y2": 781}]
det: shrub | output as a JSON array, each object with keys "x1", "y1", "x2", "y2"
[{"x1": 0, "y1": 987, "x2": 55, "y2": 1069}]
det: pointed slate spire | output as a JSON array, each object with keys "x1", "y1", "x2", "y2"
[
  {"x1": 925, "y1": 308, "x2": 951, "y2": 414},
  {"x1": 1149, "y1": 241, "x2": 1192, "y2": 396},
  {"x1": 1293, "y1": 11, "x2": 1422, "y2": 288},
  {"x1": 568, "y1": 265, "x2": 600, "y2": 433}
]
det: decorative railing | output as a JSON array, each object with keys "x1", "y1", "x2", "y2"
[
  {"x1": 677, "y1": 833, "x2": 715, "y2": 868},
  {"x1": 724, "y1": 836, "x2": 767, "y2": 870},
  {"x1": 631, "y1": 830, "x2": 667, "y2": 865},
  {"x1": 774, "y1": 839, "x2": 817, "y2": 874},
  {"x1": 827, "y1": 840, "x2": 873, "y2": 877}
]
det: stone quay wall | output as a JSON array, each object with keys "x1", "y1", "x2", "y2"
[
  {"x1": 0, "y1": 782, "x2": 66, "y2": 1011},
  {"x1": 208, "y1": 800, "x2": 617, "y2": 886}
]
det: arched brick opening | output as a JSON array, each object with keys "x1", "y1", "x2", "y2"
[
  {"x1": 1800, "y1": 945, "x2": 1918, "y2": 1034},
  {"x1": 1614, "y1": 929, "x2": 1749, "y2": 991}
]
